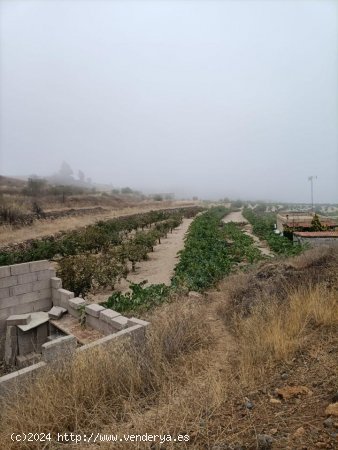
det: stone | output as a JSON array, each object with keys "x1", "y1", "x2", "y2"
[
  {"x1": 188, "y1": 291, "x2": 202, "y2": 299},
  {"x1": 325, "y1": 403, "x2": 338, "y2": 417},
  {"x1": 48, "y1": 306, "x2": 67, "y2": 320},
  {"x1": 85, "y1": 304, "x2": 105, "y2": 318},
  {"x1": 111, "y1": 315, "x2": 129, "y2": 330},
  {"x1": 68, "y1": 297, "x2": 86, "y2": 310},
  {"x1": 257, "y1": 434, "x2": 274, "y2": 449},
  {"x1": 276, "y1": 385, "x2": 313, "y2": 400},
  {"x1": 269, "y1": 398, "x2": 281, "y2": 405},
  {"x1": 244, "y1": 398, "x2": 254, "y2": 410},
  {"x1": 6, "y1": 314, "x2": 31, "y2": 326},
  {"x1": 293, "y1": 427, "x2": 305, "y2": 438},
  {"x1": 323, "y1": 418, "x2": 333, "y2": 428},
  {"x1": 99, "y1": 308, "x2": 121, "y2": 323},
  {"x1": 281, "y1": 372, "x2": 288, "y2": 380}
]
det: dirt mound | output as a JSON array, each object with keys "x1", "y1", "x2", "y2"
[{"x1": 224, "y1": 246, "x2": 338, "y2": 317}]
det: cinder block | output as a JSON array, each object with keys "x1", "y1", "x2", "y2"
[
  {"x1": 0, "y1": 288, "x2": 10, "y2": 300},
  {"x1": 48, "y1": 306, "x2": 67, "y2": 320},
  {"x1": 36, "y1": 269, "x2": 56, "y2": 280},
  {"x1": 111, "y1": 315, "x2": 129, "y2": 331},
  {"x1": 10, "y1": 263, "x2": 31, "y2": 276},
  {"x1": 0, "y1": 275, "x2": 18, "y2": 289},
  {"x1": 10, "y1": 283, "x2": 33, "y2": 296},
  {"x1": 6, "y1": 314, "x2": 31, "y2": 326},
  {"x1": 85, "y1": 304, "x2": 105, "y2": 318},
  {"x1": 50, "y1": 277, "x2": 62, "y2": 289},
  {"x1": 32, "y1": 298, "x2": 53, "y2": 312},
  {"x1": 127, "y1": 317, "x2": 150, "y2": 327},
  {"x1": 99, "y1": 309, "x2": 121, "y2": 323},
  {"x1": 18, "y1": 329, "x2": 36, "y2": 355},
  {"x1": 36, "y1": 323, "x2": 49, "y2": 350},
  {"x1": 32, "y1": 280, "x2": 51, "y2": 291},
  {"x1": 17, "y1": 289, "x2": 51, "y2": 305},
  {"x1": 29, "y1": 260, "x2": 50, "y2": 272},
  {"x1": 0, "y1": 266, "x2": 10, "y2": 278},
  {"x1": 4, "y1": 325, "x2": 18, "y2": 365},
  {"x1": 52, "y1": 288, "x2": 61, "y2": 306},
  {"x1": 68, "y1": 297, "x2": 86, "y2": 310},
  {"x1": 86, "y1": 314, "x2": 113, "y2": 335},
  {"x1": 59, "y1": 289, "x2": 74, "y2": 309},
  {"x1": 42, "y1": 335, "x2": 77, "y2": 363},
  {"x1": 18, "y1": 272, "x2": 38, "y2": 284}
]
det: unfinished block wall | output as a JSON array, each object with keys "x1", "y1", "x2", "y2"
[{"x1": 0, "y1": 261, "x2": 55, "y2": 357}]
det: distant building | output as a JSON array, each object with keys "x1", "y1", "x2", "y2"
[
  {"x1": 276, "y1": 212, "x2": 337, "y2": 234},
  {"x1": 293, "y1": 231, "x2": 338, "y2": 247}
]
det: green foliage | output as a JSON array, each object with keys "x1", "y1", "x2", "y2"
[
  {"x1": 172, "y1": 207, "x2": 231, "y2": 291},
  {"x1": 223, "y1": 222, "x2": 263, "y2": 264},
  {"x1": 0, "y1": 207, "x2": 202, "y2": 266},
  {"x1": 103, "y1": 281, "x2": 170, "y2": 313},
  {"x1": 57, "y1": 251, "x2": 128, "y2": 297},
  {"x1": 243, "y1": 208, "x2": 303, "y2": 256},
  {"x1": 311, "y1": 214, "x2": 325, "y2": 231}
]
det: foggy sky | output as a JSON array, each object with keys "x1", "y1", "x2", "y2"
[{"x1": 0, "y1": 0, "x2": 337, "y2": 202}]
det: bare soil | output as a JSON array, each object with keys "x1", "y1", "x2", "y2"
[{"x1": 88, "y1": 218, "x2": 194, "y2": 303}]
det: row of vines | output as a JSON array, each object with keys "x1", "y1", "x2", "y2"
[
  {"x1": 242, "y1": 208, "x2": 303, "y2": 256},
  {"x1": 104, "y1": 207, "x2": 265, "y2": 313}
]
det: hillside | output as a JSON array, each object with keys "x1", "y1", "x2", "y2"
[{"x1": 0, "y1": 243, "x2": 337, "y2": 449}]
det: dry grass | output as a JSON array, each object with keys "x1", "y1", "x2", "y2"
[
  {"x1": 0, "y1": 246, "x2": 337, "y2": 449},
  {"x1": 232, "y1": 284, "x2": 338, "y2": 384},
  {"x1": 0, "y1": 298, "x2": 213, "y2": 449}
]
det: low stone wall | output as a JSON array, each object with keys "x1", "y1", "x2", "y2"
[
  {"x1": 0, "y1": 260, "x2": 150, "y2": 399},
  {"x1": 0, "y1": 261, "x2": 55, "y2": 356}
]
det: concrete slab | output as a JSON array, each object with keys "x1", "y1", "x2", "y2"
[{"x1": 17, "y1": 312, "x2": 49, "y2": 331}]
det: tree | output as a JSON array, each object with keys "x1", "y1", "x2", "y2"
[
  {"x1": 311, "y1": 214, "x2": 324, "y2": 231},
  {"x1": 58, "y1": 161, "x2": 74, "y2": 181}
]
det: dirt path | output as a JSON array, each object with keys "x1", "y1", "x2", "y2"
[
  {"x1": 88, "y1": 218, "x2": 194, "y2": 303},
  {"x1": 223, "y1": 210, "x2": 274, "y2": 257}
]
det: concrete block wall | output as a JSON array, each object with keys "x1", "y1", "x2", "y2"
[{"x1": 0, "y1": 261, "x2": 55, "y2": 357}]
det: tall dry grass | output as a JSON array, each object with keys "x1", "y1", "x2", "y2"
[
  {"x1": 228, "y1": 283, "x2": 338, "y2": 384},
  {"x1": 0, "y1": 298, "x2": 213, "y2": 449}
]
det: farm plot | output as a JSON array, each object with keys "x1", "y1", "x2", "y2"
[
  {"x1": 103, "y1": 206, "x2": 268, "y2": 314},
  {"x1": 243, "y1": 208, "x2": 304, "y2": 256}
]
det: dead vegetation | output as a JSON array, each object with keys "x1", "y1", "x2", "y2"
[{"x1": 0, "y1": 246, "x2": 337, "y2": 449}]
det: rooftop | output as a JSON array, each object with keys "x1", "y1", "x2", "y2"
[{"x1": 293, "y1": 231, "x2": 338, "y2": 238}]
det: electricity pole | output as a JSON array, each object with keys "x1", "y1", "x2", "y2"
[{"x1": 308, "y1": 176, "x2": 317, "y2": 213}]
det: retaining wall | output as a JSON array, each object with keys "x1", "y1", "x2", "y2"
[{"x1": 0, "y1": 261, "x2": 55, "y2": 356}]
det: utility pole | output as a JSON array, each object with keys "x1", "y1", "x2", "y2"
[{"x1": 308, "y1": 175, "x2": 317, "y2": 214}]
